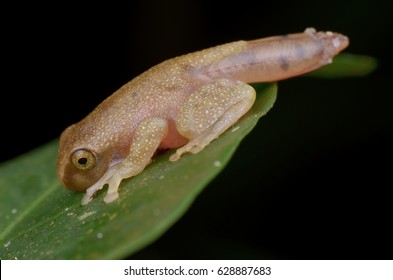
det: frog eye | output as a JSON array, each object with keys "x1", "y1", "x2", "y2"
[{"x1": 71, "y1": 149, "x2": 96, "y2": 171}]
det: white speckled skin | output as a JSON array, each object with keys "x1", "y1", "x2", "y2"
[{"x1": 57, "y1": 28, "x2": 349, "y2": 204}]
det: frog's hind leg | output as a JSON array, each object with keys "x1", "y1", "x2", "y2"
[{"x1": 170, "y1": 78, "x2": 255, "y2": 161}]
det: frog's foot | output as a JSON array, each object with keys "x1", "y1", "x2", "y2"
[
  {"x1": 103, "y1": 174, "x2": 123, "y2": 203},
  {"x1": 81, "y1": 168, "x2": 120, "y2": 205},
  {"x1": 169, "y1": 135, "x2": 209, "y2": 161}
]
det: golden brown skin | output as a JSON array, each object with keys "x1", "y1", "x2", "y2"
[{"x1": 57, "y1": 28, "x2": 349, "y2": 204}]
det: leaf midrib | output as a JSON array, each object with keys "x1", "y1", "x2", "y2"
[{"x1": 0, "y1": 179, "x2": 59, "y2": 241}]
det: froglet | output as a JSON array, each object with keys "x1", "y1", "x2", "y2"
[{"x1": 57, "y1": 28, "x2": 349, "y2": 205}]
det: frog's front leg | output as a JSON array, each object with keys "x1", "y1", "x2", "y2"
[
  {"x1": 82, "y1": 118, "x2": 168, "y2": 205},
  {"x1": 170, "y1": 78, "x2": 256, "y2": 161}
]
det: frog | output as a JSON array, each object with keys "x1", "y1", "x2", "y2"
[{"x1": 57, "y1": 28, "x2": 349, "y2": 205}]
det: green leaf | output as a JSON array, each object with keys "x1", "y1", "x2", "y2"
[
  {"x1": 0, "y1": 83, "x2": 277, "y2": 259},
  {"x1": 306, "y1": 53, "x2": 378, "y2": 78}
]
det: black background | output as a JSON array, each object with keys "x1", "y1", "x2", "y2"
[{"x1": 2, "y1": 0, "x2": 392, "y2": 259}]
